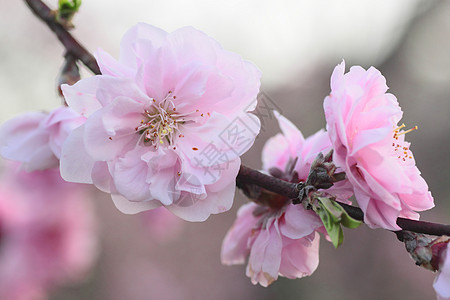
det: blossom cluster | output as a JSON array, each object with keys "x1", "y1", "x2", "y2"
[
  {"x1": 221, "y1": 112, "x2": 352, "y2": 286},
  {"x1": 221, "y1": 61, "x2": 435, "y2": 286},
  {"x1": 0, "y1": 21, "x2": 444, "y2": 299}
]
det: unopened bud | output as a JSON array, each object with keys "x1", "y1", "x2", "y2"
[
  {"x1": 56, "y1": 0, "x2": 82, "y2": 29},
  {"x1": 296, "y1": 151, "x2": 341, "y2": 204},
  {"x1": 401, "y1": 231, "x2": 450, "y2": 272}
]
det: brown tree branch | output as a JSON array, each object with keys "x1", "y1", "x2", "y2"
[
  {"x1": 237, "y1": 165, "x2": 299, "y2": 199},
  {"x1": 24, "y1": 0, "x2": 101, "y2": 75},
  {"x1": 236, "y1": 165, "x2": 450, "y2": 237}
]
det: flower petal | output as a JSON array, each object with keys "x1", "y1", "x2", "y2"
[
  {"x1": 60, "y1": 125, "x2": 95, "y2": 184},
  {"x1": 111, "y1": 193, "x2": 161, "y2": 214},
  {"x1": 61, "y1": 76, "x2": 102, "y2": 117},
  {"x1": 279, "y1": 232, "x2": 320, "y2": 279},
  {"x1": 221, "y1": 203, "x2": 258, "y2": 265},
  {"x1": 167, "y1": 158, "x2": 239, "y2": 221},
  {"x1": 247, "y1": 221, "x2": 282, "y2": 287},
  {"x1": 113, "y1": 146, "x2": 152, "y2": 202},
  {"x1": 281, "y1": 205, "x2": 322, "y2": 239}
]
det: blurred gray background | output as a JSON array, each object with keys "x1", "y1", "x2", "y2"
[{"x1": 1, "y1": 0, "x2": 449, "y2": 299}]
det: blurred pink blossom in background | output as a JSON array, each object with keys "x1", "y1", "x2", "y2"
[
  {"x1": 140, "y1": 207, "x2": 184, "y2": 243},
  {"x1": 0, "y1": 165, "x2": 97, "y2": 300}
]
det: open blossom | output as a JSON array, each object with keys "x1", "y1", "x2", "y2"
[
  {"x1": 0, "y1": 106, "x2": 85, "y2": 171},
  {"x1": 324, "y1": 61, "x2": 434, "y2": 230},
  {"x1": 221, "y1": 112, "x2": 352, "y2": 286},
  {"x1": 60, "y1": 23, "x2": 261, "y2": 221},
  {"x1": 434, "y1": 243, "x2": 450, "y2": 300},
  {"x1": 0, "y1": 165, "x2": 97, "y2": 300},
  {"x1": 222, "y1": 202, "x2": 322, "y2": 287}
]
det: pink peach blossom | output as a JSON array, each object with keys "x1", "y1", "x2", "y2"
[
  {"x1": 222, "y1": 202, "x2": 322, "y2": 287},
  {"x1": 323, "y1": 61, "x2": 434, "y2": 230},
  {"x1": 0, "y1": 106, "x2": 85, "y2": 171},
  {"x1": 0, "y1": 165, "x2": 97, "y2": 300},
  {"x1": 60, "y1": 23, "x2": 261, "y2": 222},
  {"x1": 262, "y1": 111, "x2": 353, "y2": 201},
  {"x1": 434, "y1": 245, "x2": 450, "y2": 300},
  {"x1": 221, "y1": 112, "x2": 352, "y2": 286}
]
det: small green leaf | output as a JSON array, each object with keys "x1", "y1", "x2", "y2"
[
  {"x1": 57, "y1": 0, "x2": 82, "y2": 24},
  {"x1": 317, "y1": 197, "x2": 341, "y2": 220},
  {"x1": 317, "y1": 196, "x2": 362, "y2": 229},
  {"x1": 340, "y1": 209, "x2": 362, "y2": 229},
  {"x1": 313, "y1": 196, "x2": 361, "y2": 248},
  {"x1": 315, "y1": 203, "x2": 344, "y2": 248}
]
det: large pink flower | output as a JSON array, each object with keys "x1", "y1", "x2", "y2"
[
  {"x1": 324, "y1": 61, "x2": 434, "y2": 230},
  {"x1": 0, "y1": 106, "x2": 85, "y2": 171},
  {"x1": 434, "y1": 244, "x2": 450, "y2": 300},
  {"x1": 0, "y1": 165, "x2": 97, "y2": 300},
  {"x1": 221, "y1": 112, "x2": 351, "y2": 286},
  {"x1": 60, "y1": 23, "x2": 261, "y2": 221}
]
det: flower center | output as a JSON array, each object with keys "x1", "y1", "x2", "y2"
[
  {"x1": 135, "y1": 91, "x2": 198, "y2": 149},
  {"x1": 392, "y1": 123, "x2": 418, "y2": 162}
]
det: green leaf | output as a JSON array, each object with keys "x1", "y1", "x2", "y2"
[
  {"x1": 317, "y1": 197, "x2": 362, "y2": 229},
  {"x1": 317, "y1": 197, "x2": 341, "y2": 221},
  {"x1": 313, "y1": 196, "x2": 362, "y2": 248},
  {"x1": 316, "y1": 205, "x2": 344, "y2": 248},
  {"x1": 340, "y1": 209, "x2": 362, "y2": 229}
]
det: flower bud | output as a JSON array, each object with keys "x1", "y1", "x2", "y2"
[{"x1": 401, "y1": 231, "x2": 450, "y2": 272}]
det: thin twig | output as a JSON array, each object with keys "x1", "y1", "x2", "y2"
[{"x1": 24, "y1": 0, "x2": 101, "y2": 75}]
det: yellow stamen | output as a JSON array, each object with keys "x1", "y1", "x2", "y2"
[
  {"x1": 397, "y1": 125, "x2": 418, "y2": 136},
  {"x1": 394, "y1": 123, "x2": 406, "y2": 132}
]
